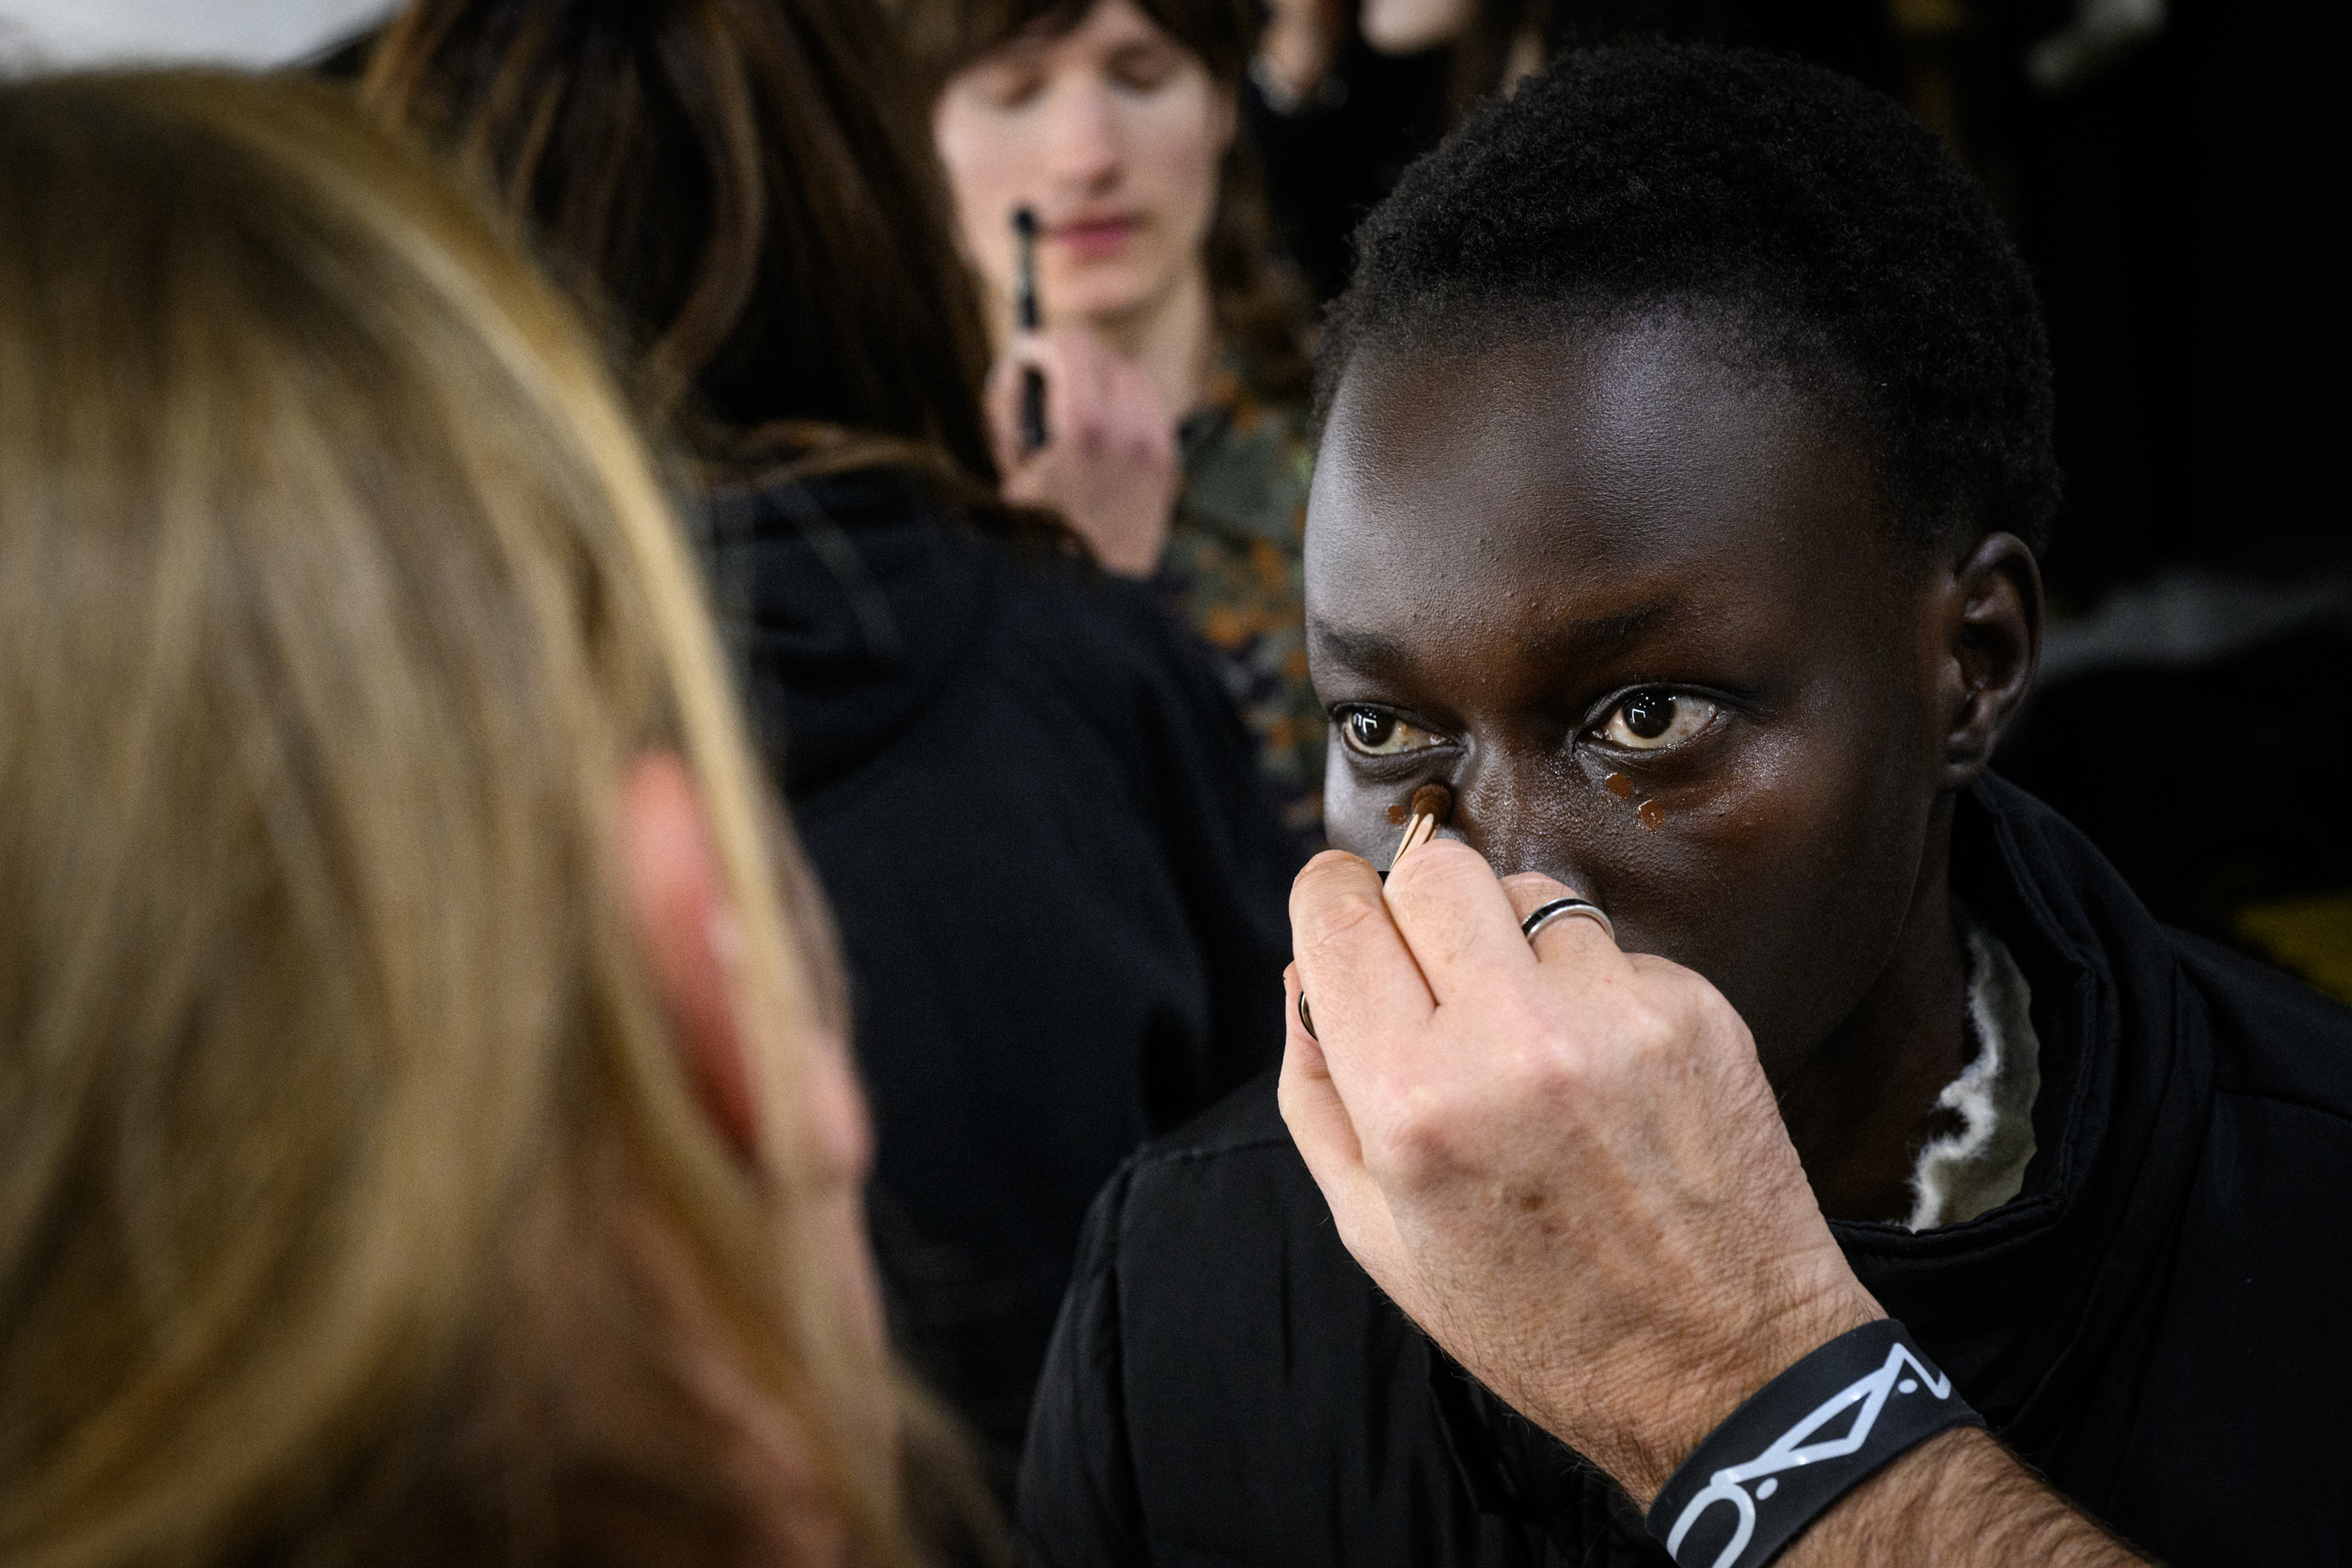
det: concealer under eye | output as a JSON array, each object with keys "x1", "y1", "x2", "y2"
[
  {"x1": 1597, "y1": 690, "x2": 1719, "y2": 752},
  {"x1": 1338, "y1": 707, "x2": 1445, "y2": 758}
]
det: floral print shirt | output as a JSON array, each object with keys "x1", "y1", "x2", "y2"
[{"x1": 1159, "y1": 364, "x2": 1326, "y2": 851}]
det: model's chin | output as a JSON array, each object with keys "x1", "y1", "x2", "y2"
[
  {"x1": 1045, "y1": 255, "x2": 1182, "y2": 325},
  {"x1": 1048, "y1": 279, "x2": 1150, "y2": 323}
]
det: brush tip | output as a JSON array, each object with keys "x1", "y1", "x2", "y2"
[
  {"x1": 1408, "y1": 783, "x2": 1453, "y2": 823},
  {"x1": 1012, "y1": 206, "x2": 1038, "y2": 238}
]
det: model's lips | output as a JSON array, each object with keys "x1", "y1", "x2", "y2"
[{"x1": 1050, "y1": 214, "x2": 1143, "y2": 258}]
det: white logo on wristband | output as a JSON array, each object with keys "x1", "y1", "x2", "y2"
[{"x1": 1664, "y1": 1342, "x2": 1956, "y2": 1568}]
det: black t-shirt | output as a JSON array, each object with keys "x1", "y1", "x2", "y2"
[
  {"x1": 707, "y1": 469, "x2": 1299, "y2": 1479},
  {"x1": 1020, "y1": 778, "x2": 2352, "y2": 1565}
]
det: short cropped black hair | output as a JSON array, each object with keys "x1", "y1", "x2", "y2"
[{"x1": 1322, "y1": 46, "x2": 2060, "y2": 554}]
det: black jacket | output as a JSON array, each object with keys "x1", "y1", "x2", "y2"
[
  {"x1": 707, "y1": 469, "x2": 1297, "y2": 1469},
  {"x1": 1020, "y1": 778, "x2": 2352, "y2": 1565}
]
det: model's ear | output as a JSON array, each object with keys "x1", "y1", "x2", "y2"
[
  {"x1": 1938, "y1": 531, "x2": 2042, "y2": 789},
  {"x1": 620, "y1": 752, "x2": 760, "y2": 1162}
]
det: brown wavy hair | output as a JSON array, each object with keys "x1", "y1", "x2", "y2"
[
  {"x1": 0, "y1": 67, "x2": 983, "y2": 1568},
  {"x1": 363, "y1": 0, "x2": 1015, "y2": 497},
  {"x1": 893, "y1": 0, "x2": 1316, "y2": 401}
]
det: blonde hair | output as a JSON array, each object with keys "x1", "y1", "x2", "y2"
[{"x1": 0, "y1": 69, "x2": 948, "y2": 1567}]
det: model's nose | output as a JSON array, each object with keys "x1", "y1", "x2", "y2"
[
  {"x1": 1044, "y1": 79, "x2": 1120, "y2": 190},
  {"x1": 1449, "y1": 760, "x2": 1597, "y2": 892}
]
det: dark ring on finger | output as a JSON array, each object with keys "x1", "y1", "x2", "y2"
[
  {"x1": 1521, "y1": 896, "x2": 1615, "y2": 944},
  {"x1": 1297, "y1": 990, "x2": 1317, "y2": 1039}
]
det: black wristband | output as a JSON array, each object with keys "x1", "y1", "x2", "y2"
[{"x1": 1644, "y1": 1320, "x2": 1983, "y2": 1568}]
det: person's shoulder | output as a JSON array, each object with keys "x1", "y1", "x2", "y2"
[
  {"x1": 2169, "y1": 927, "x2": 2352, "y2": 1121},
  {"x1": 751, "y1": 476, "x2": 1197, "y2": 741},
  {"x1": 1032, "y1": 1074, "x2": 1487, "y2": 1567},
  {"x1": 978, "y1": 536, "x2": 1169, "y2": 659},
  {"x1": 985, "y1": 550, "x2": 1268, "y2": 773},
  {"x1": 1967, "y1": 775, "x2": 2352, "y2": 1123},
  {"x1": 1093, "y1": 1072, "x2": 1320, "y2": 1247},
  {"x1": 1177, "y1": 370, "x2": 1314, "y2": 549},
  {"x1": 1136, "y1": 1064, "x2": 1295, "y2": 1163},
  {"x1": 716, "y1": 461, "x2": 956, "y2": 542},
  {"x1": 1081, "y1": 1071, "x2": 1371, "y2": 1334}
]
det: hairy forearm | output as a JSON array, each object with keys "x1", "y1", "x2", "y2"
[{"x1": 1785, "y1": 1427, "x2": 2153, "y2": 1566}]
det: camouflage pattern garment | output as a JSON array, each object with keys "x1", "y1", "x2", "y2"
[{"x1": 1158, "y1": 362, "x2": 1327, "y2": 851}]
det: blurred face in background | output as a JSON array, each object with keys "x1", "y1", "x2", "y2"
[{"x1": 933, "y1": 0, "x2": 1235, "y2": 334}]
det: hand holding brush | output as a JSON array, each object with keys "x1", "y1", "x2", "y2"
[{"x1": 986, "y1": 206, "x2": 1181, "y2": 576}]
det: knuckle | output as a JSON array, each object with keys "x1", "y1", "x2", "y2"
[
  {"x1": 1293, "y1": 848, "x2": 1372, "y2": 898},
  {"x1": 1290, "y1": 850, "x2": 1385, "y2": 949},
  {"x1": 1499, "y1": 870, "x2": 1567, "y2": 906},
  {"x1": 1612, "y1": 967, "x2": 1739, "y2": 1068},
  {"x1": 1374, "y1": 1091, "x2": 1465, "y2": 1188},
  {"x1": 1384, "y1": 836, "x2": 1489, "y2": 899},
  {"x1": 1512, "y1": 1014, "x2": 1593, "y2": 1100},
  {"x1": 1295, "y1": 884, "x2": 1390, "y2": 954},
  {"x1": 1597, "y1": 983, "x2": 1681, "y2": 1064},
  {"x1": 1659, "y1": 966, "x2": 1725, "y2": 1028}
]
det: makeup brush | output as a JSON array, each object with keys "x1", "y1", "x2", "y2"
[
  {"x1": 1389, "y1": 783, "x2": 1454, "y2": 871},
  {"x1": 1012, "y1": 206, "x2": 1048, "y2": 453}
]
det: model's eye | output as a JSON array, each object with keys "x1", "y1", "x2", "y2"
[
  {"x1": 1339, "y1": 708, "x2": 1444, "y2": 757},
  {"x1": 1107, "y1": 40, "x2": 1184, "y2": 92},
  {"x1": 970, "y1": 57, "x2": 1047, "y2": 109},
  {"x1": 1598, "y1": 690, "x2": 1718, "y2": 752}
]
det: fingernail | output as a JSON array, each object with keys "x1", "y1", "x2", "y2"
[{"x1": 1297, "y1": 990, "x2": 1317, "y2": 1039}]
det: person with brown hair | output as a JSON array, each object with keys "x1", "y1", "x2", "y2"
[
  {"x1": 908, "y1": 0, "x2": 1329, "y2": 847},
  {"x1": 363, "y1": 0, "x2": 1296, "y2": 1490},
  {"x1": 0, "y1": 66, "x2": 984, "y2": 1568}
]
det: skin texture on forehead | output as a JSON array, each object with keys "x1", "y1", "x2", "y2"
[{"x1": 1308, "y1": 312, "x2": 2005, "y2": 1219}]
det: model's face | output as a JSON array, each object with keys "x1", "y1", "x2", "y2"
[
  {"x1": 932, "y1": 0, "x2": 1233, "y2": 330},
  {"x1": 1309, "y1": 317, "x2": 1949, "y2": 1078}
]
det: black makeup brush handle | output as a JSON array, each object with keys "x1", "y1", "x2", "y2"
[{"x1": 1020, "y1": 365, "x2": 1048, "y2": 453}]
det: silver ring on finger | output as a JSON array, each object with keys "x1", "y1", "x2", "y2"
[{"x1": 1520, "y1": 896, "x2": 1614, "y2": 945}]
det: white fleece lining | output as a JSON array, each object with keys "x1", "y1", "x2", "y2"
[{"x1": 1905, "y1": 912, "x2": 2042, "y2": 1231}]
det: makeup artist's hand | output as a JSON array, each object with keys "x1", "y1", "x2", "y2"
[
  {"x1": 1278, "y1": 841, "x2": 1883, "y2": 1504},
  {"x1": 987, "y1": 328, "x2": 1179, "y2": 578}
]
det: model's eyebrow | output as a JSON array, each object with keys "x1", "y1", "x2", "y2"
[
  {"x1": 1306, "y1": 622, "x2": 1414, "y2": 674},
  {"x1": 1311, "y1": 598, "x2": 1684, "y2": 674},
  {"x1": 1519, "y1": 597, "x2": 1685, "y2": 664}
]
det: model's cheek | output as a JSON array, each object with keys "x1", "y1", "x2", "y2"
[
  {"x1": 1649, "y1": 747, "x2": 1835, "y2": 887},
  {"x1": 1634, "y1": 738, "x2": 1915, "y2": 1064},
  {"x1": 1120, "y1": 87, "x2": 1222, "y2": 252},
  {"x1": 931, "y1": 106, "x2": 1025, "y2": 296},
  {"x1": 1575, "y1": 742, "x2": 1819, "y2": 961},
  {"x1": 1320, "y1": 756, "x2": 1385, "y2": 862}
]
